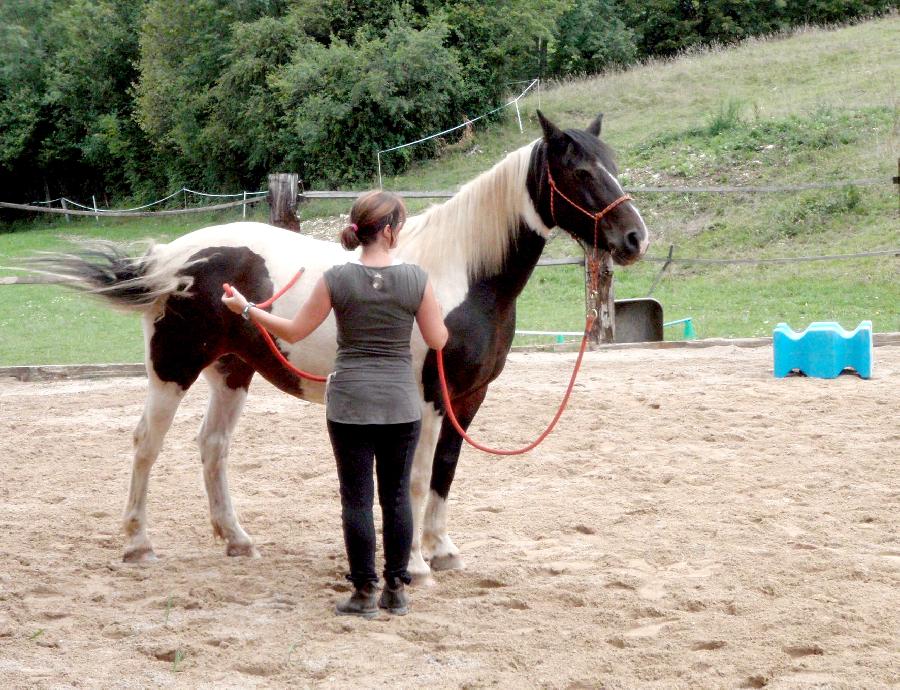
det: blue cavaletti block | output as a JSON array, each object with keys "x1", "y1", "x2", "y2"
[{"x1": 773, "y1": 321, "x2": 873, "y2": 379}]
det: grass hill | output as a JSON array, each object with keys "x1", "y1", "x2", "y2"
[{"x1": 1, "y1": 16, "x2": 897, "y2": 364}]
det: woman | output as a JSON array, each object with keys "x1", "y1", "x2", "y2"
[{"x1": 222, "y1": 191, "x2": 448, "y2": 618}]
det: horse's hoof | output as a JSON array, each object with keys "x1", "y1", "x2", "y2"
[
  {"x1": 226, "y1": 542, "x2": 260, "y2": 558},
  {"x1": 430, "y1": 553, "x2": 465, "y2": 571},
  {"x1": 123, "y1": 546, "x2": 157, "y2": 563},
  {"x1": 408, "y1": 571, "x2": 437, "y2": 588}
]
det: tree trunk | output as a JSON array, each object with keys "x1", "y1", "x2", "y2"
[{"x1": 267, "y1": 173, "x2": 300, "y2": 231}]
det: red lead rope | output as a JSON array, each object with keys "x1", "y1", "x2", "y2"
[
  {"x1": 223, "y1": 271, "x2": 328, "y2": 383},
  {"x1": 436, "y1": 313, "x2": 595, "y2": 455}
]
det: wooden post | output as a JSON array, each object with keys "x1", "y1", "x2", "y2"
[
  {"x1": 893, "y1": 156, "x2": 899, "y2": 216},
  {"x1": 586, "y1": 250, "x2": 615, "y2": 345},
  {"x1": 60, "y1": 198, "x2": 70, "y2": 223},
  {"x1": 267, "y1": 173, "x2": 300, "y2": 231}
]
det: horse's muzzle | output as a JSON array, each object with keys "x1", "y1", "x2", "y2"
[{"x1": 610, "y1": 227, "x2": 649, "y2": 266}]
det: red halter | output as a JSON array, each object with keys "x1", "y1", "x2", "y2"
[{"x1": 546, "y1": 166, "x2": 632, "y2": 251}]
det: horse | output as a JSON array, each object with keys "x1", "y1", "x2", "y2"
[{"x1": 40, "y1": 111, "x2": 648, "y2": 583}]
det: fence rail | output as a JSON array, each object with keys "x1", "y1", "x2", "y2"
[
  {"x1": 536, "y1": 248, "x2": 900, "y2": 268},
  {"x1": 4, "y1": 173, "x2": 891, "y2": 219}
]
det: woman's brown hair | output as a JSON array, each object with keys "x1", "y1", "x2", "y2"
[{"x1": 340, "y1": 190, "x2": 407, "y2": 251}]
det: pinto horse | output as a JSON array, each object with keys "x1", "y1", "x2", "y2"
[{"x1": 43, "y1": 111, "x2": 648, "y2": 582}]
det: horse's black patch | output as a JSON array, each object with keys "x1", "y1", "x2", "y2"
[
  {"x1": 422, "y1": 221, "x2": 546, "y2": 498},
  {"x1": 149, "y1": 246, "x2": 305, "y2": 396}
]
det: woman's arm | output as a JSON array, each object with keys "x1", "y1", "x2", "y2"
[
  {"x1": 222, "y1": 276, "x2": 332, "y2": 344},
  {"x1": 416, "y1": 279, "x2": 449, "y2": 350}
]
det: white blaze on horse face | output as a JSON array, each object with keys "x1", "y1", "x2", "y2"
[
  {"x1": 595, "y1": 158, "x2": 625, "y2": 197},
  {"x1": 596, "y1": 158, "x2": 649, "y2": 255}
]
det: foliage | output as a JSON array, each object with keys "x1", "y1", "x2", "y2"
[
  {"x1": 548, "y1": 0, "x2": 637, "y2": 76},
  {"x1": 0, "y1": 0, "x2": 895, "y2": 205},
  {"x1": 270, "y1": 9, "x2": 464, "y2": 184}
]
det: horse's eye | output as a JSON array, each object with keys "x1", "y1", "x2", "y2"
[{"x1": 576, "y1": 168, "x2": 594, "y2": 181}]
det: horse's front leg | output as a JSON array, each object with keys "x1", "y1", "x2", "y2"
[
  {"x1": 423, "y1": 385, "x2": 489, "y2": 571},
  {"x1": 198, "y1": 358, "x2": 259, "y2": 558},
  {"x1": 408, "y1": 404, "x2": 443, "y2": 585}
]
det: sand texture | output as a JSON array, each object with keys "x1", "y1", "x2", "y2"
[{"x1": 1, "y1": 345, "x2": 898, "y2": 688}]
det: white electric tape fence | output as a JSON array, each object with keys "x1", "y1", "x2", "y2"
[
  {"x1": 31, "y1": 188, "x2": 267, "y2": 214},
  {"x1": 376, "y1": 78, "x2": 540, "y2": 187}
]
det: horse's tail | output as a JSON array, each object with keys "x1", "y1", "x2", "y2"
[{"x1": 25, "y1": 240, "x2": 191, "y2": 312}]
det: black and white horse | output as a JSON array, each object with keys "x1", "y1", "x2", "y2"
[{"x1": 45, "y1": 112, "x2": 648, "y2": 582}]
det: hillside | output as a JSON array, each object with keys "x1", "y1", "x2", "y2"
[
  {"x1": 0, "y1": 16, "x2": 897, "y2": 364},
  {"x1": 385, "y1": 16, "x2": 899, "y2": 340}
]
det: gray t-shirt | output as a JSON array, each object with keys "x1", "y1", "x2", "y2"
[{"x1": 323, "y1": 262, "x2": 428, "y2": 424}]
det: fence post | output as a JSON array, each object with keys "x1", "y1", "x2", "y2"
[
  {"x1": 267, "y1": 173, "x2": 300, "y2": 231},
  {"x1": 893, "y1": 156, "x2": 899, "y2": 216},
  {"x1": 586, "y1": 250, "x2": 615, "y2": 345},
  {"x1": 60, "y1": 198, "x2": 70, "y2": 223},
  {"x1": 92, "y1": 195, "x2": 99, "y2": 224},
  {"x1": 242, "y1": 190, "x2": 247, "y2": 219}
]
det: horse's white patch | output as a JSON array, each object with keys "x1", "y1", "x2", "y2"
[{"x1": 596, "y1": 158, "x2": 626, "y2": 197}]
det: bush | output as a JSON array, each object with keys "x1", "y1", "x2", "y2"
[{"x1": 270, "y1": 10, "x2": 463, "y2": 185}]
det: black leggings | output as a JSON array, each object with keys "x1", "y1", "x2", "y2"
[{"x1": 326, "y1": 419, "x2": 421, "y2": 587}]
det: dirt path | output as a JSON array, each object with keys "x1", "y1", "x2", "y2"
[{"x1": 1, "y1": 345, "x2": 898, "y2": 688}]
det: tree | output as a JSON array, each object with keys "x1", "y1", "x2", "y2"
[
  {"x1": 270, "y1": 9, "x2": 463, "y2": 184},
  {"x1": 42, "y1": 0, "x2": 151, "y2": 199},
  {"x1": 548, "y1": 0, "x2": 637, "y2": 76},
  {"x1": 0, "y1": 1, "x2": 55, "y2": 202}
]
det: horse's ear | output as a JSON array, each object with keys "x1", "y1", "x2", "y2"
[
  {"x1": 587, "y1": 113, "x2": 603, "y2": 137},
  {"x1": 537, "y1": 110, "x2": 564, "y2": 143}
]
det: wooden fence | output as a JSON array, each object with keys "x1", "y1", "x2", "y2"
[{"x1": 4, "y1": 168, "x2": 898, "y2": 345}]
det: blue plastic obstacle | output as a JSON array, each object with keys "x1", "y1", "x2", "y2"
[{"x1": 773, "y1": 321, "x2": 873, "y2": 379}]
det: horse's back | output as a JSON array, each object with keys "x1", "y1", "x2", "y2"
[{"x1": 162, "y1": 222, "x2": 349, "y2": 273}]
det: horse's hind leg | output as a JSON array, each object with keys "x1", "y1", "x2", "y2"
[
  {"x1": 124, "y1": 373, "x2": 185, "y2": 562},
  {"x1": 198, "y1": 355, "x2": 259, "y2": 558}
]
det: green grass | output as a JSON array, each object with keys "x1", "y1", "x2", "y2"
[{"x1": 1, "y1": 17, "x2": 898, "y2": 365}]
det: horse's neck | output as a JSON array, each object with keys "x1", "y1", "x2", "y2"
[
  {"x1": 397, "y1": 142, "x2": 548, "y2": 306},
  {"x1": 476, "y1": 222, "x2": 547, "y2": 310}
]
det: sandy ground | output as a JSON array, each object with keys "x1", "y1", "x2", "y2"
[{"x1": 0, "y1": 345, "x2": 898, "y2": 689}]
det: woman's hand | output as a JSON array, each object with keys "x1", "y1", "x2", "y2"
[{"x1": 221, "y1": 285, "x2": 249, "y2": 315}]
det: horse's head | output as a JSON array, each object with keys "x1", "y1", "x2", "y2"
[{"x1": 532, "y1": 110, "x2": 649, "y2": 266}]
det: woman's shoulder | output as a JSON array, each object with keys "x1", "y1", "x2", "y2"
[{"x1": 393, "y1": 262, "x2": 427, "y2": 279}]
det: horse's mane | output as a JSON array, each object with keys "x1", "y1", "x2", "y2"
[{"x1": 397, "y1": 142, "x2": 541, "y2": 281}]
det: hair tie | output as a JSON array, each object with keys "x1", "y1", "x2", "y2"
[{"x1": 349, "y1": 223, "x2": 358, "y2": 233}]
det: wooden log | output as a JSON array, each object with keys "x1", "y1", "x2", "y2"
[
  {"x1": 267, "y1": 173, "x2": 300, "y2": 231},
  {"x1": 586, "y1": 251, "x2": 615, "y2": 345}
]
